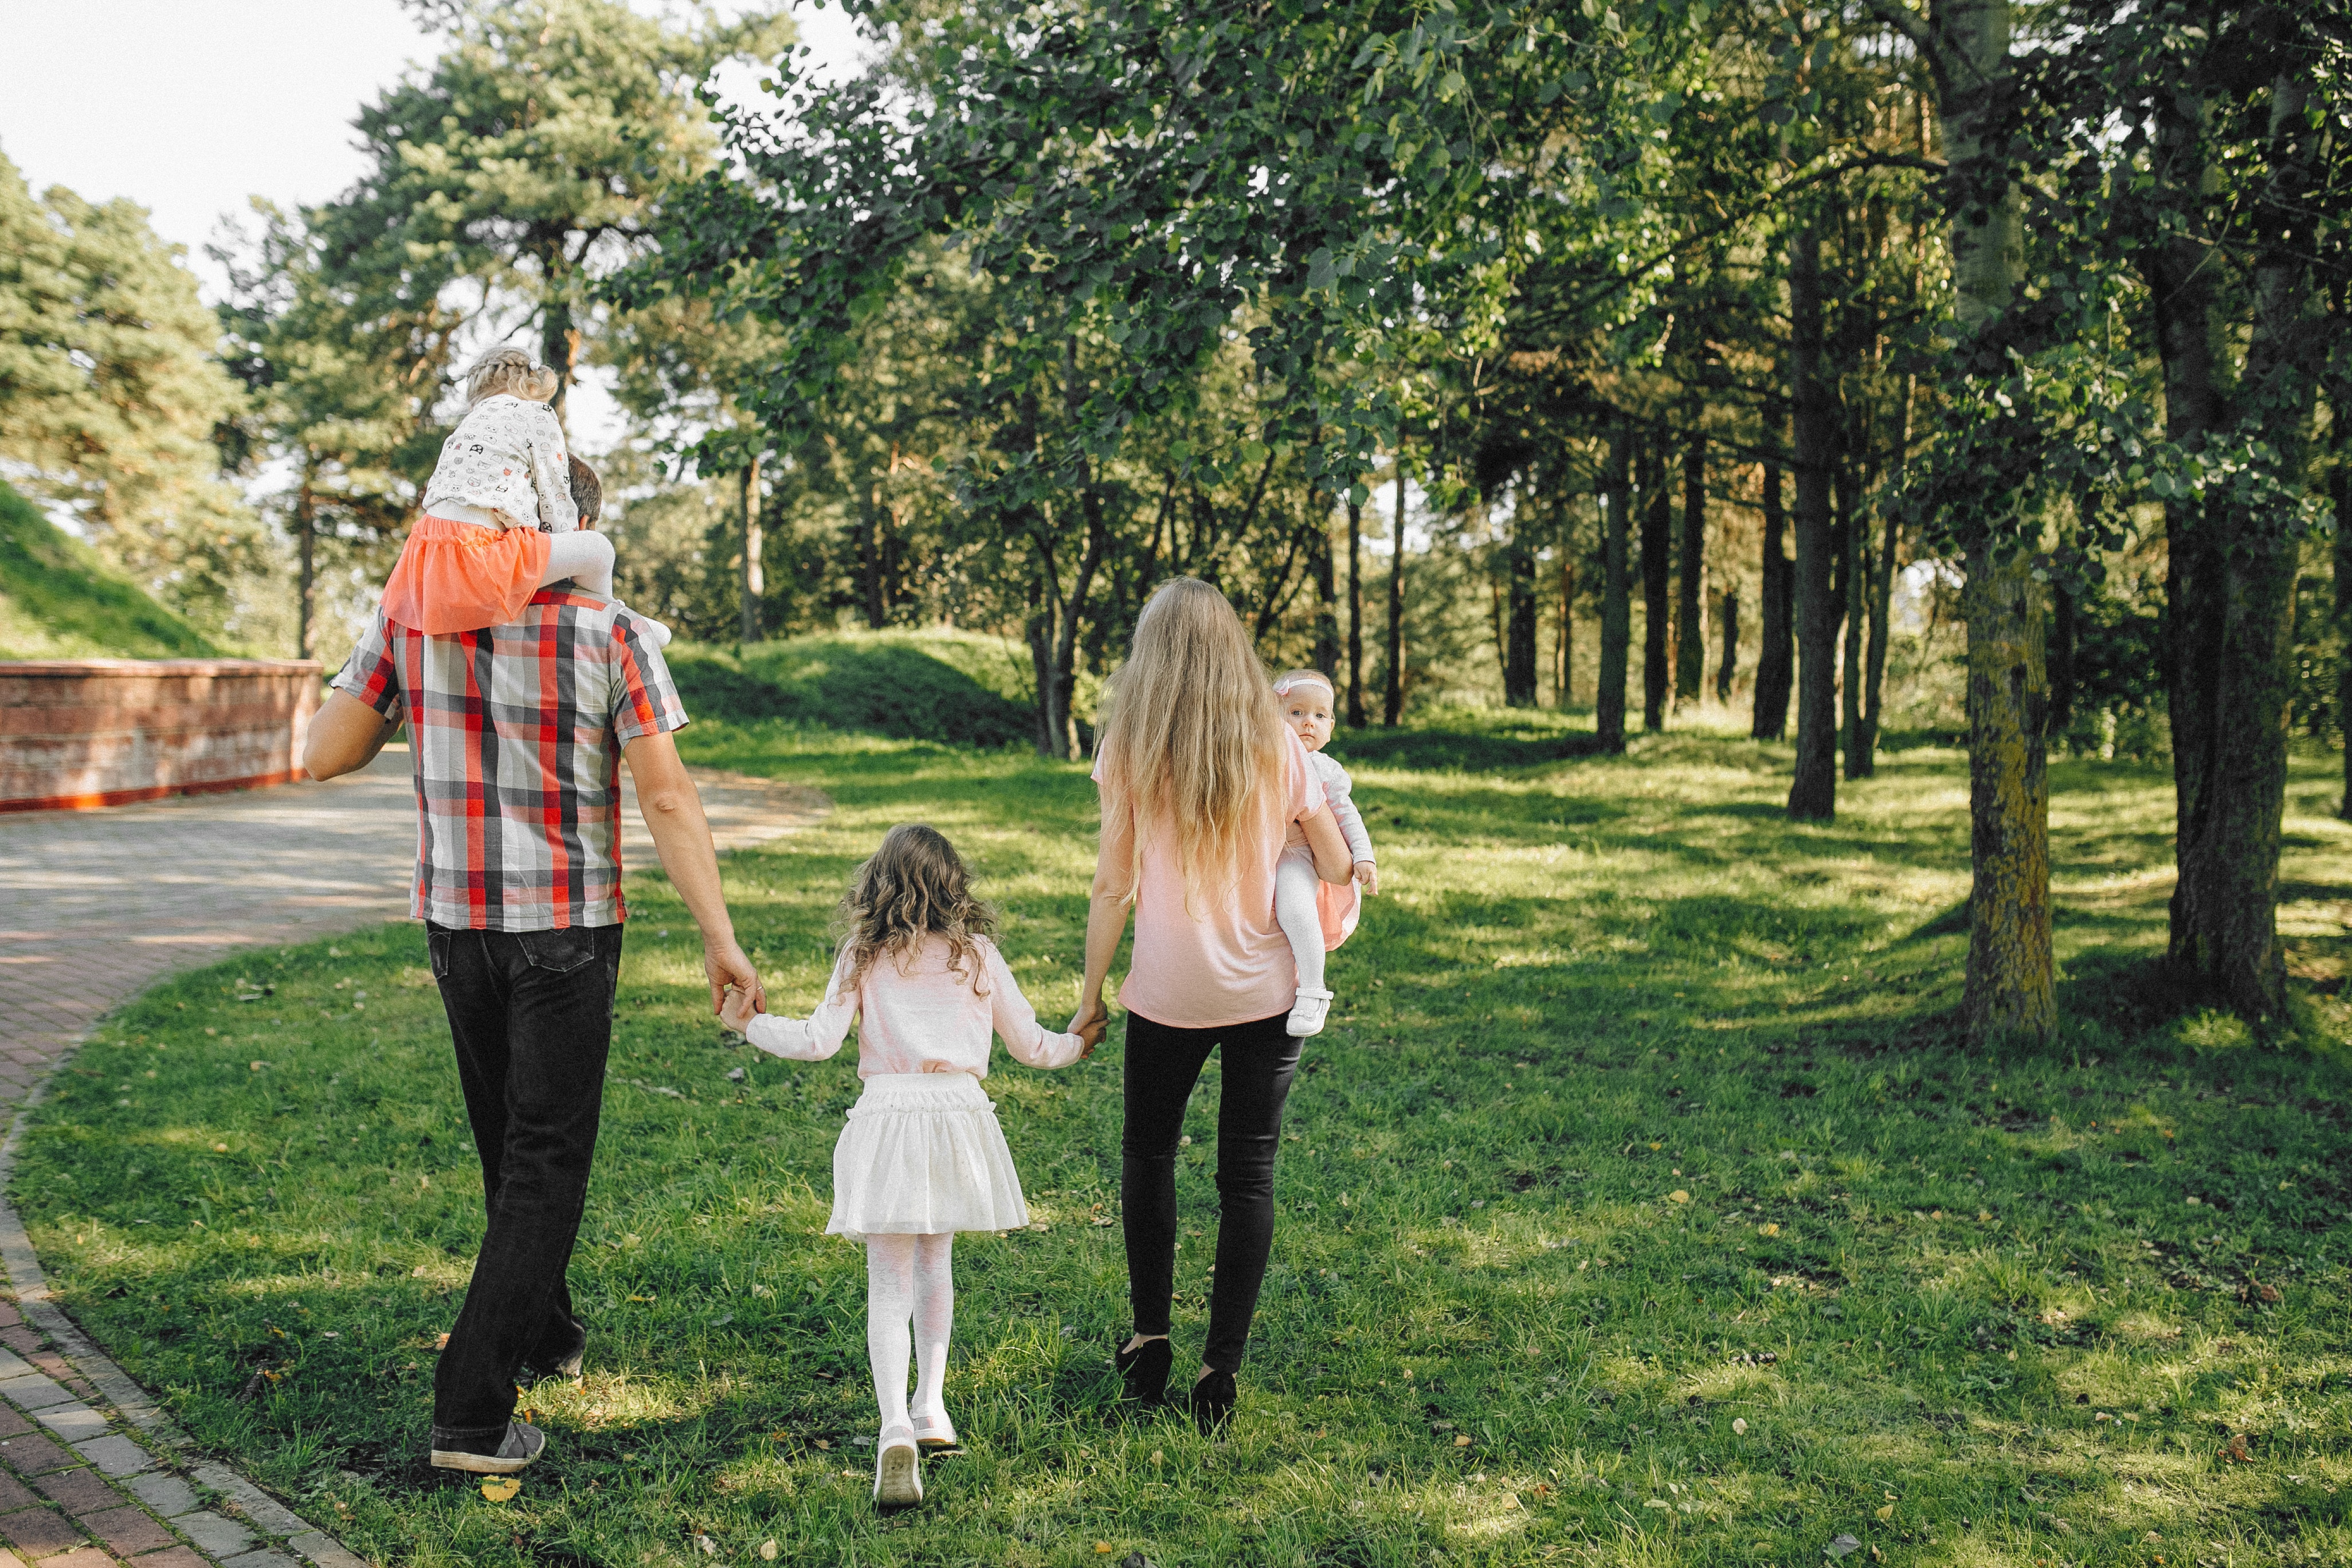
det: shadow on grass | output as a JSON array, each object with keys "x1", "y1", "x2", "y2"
[{"x1": 1324, "y1": 727, "x2": 1612, "y2": 773}]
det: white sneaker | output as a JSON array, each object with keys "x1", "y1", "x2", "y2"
[
  {"x1": 911, "y1": 1410, "x2": 960, "y2": 1450},
  {"x1": 1285, "y1": 987, "x2": 1334, "y2": 1037},
  {"x1": 873, "y1": 1425, "x2": 922, "y2": 1510}
]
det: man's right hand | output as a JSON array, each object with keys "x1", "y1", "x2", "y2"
[{"x1": 704, "y1": 938, "x2": 762, "y2": 1018}]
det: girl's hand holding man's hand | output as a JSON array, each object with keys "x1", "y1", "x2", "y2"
[{"x1": 720, "y1": 983, "x2": 760, "y2": 1034}]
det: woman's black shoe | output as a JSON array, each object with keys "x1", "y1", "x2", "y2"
[
  {"x1": 1190, "y1": 1369, "x2": 1237, "y2": 1433},
  {"x1": 1115, "y1": 1336, "x2": 1172, "y2": 1404}
]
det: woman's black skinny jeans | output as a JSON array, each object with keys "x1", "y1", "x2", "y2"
[{"x1": 1121, "y1": 1008, "x2": 1302, "y2": 1373}]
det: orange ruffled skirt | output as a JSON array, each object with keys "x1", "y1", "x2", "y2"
[{"x1": 380, "y1": 515, "x2": 551, "y2": 635}]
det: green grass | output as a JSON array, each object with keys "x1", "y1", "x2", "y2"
[
  {"x1": 665, "y1": 629, "x2": 1042, "y2": 747},
  {"x1": 0, "y1": 477, "x2": 223, "y2": 659},
  {"x1": 19, "y1": 718, "x2": 2352, "y2": 1567}
]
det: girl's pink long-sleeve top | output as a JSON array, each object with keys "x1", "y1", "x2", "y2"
[{"x1": 743, "y1": 934, "x2": 1085, "y2": 1078}]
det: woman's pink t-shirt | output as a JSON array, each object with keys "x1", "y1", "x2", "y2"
[{"x1": 1091, "y1": 727, "x2": 1325, "y2": 1029}]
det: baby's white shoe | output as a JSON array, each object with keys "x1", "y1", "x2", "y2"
[{"x1": 1285, "y1": 986, "x2": 1334, "y2": 1037}]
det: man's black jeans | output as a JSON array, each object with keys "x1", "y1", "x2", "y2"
[
  {"x1": 426, "y1": 920, "x2": 623, "y2": 1445},
  {"x1": 1120, "y1": 1009, "x2": 1302, "y2": 1373}
]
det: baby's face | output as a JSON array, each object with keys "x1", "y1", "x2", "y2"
[{"x1": 1281, "y1": 685, "x2": 1335, "y2": 752}]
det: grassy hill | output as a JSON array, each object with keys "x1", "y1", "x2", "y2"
[
  {"x1": 0, "y1": 479, "x2": 221, "y2": 659},
  {"x1": 665, "y1": 629, "x2": 1042, "y2": 748}
]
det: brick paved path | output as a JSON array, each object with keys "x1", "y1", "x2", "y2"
[{"x1": 0, "y1": 752, "x2": 828, "y2": 1568}]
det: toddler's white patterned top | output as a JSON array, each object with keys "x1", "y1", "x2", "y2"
[{"x1": 421, "y1": 395, "x2": 579, "y2": 532}]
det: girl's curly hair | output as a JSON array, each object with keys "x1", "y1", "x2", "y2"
[{"x1": 831, "y1": 824, "x2": 997, "y2": 1000}]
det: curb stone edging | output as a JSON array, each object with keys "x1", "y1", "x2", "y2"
[{"x1": 0, "y1": 1063, "x2": 370, "y2": 1568}]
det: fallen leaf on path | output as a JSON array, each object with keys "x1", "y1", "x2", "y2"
[
  {"x1": 480, "y1": 1477, "x2": 519, "y2": 1502},
  {"x1": 1669, "y1": 1191, "x2": 1691, "y2": 1204},
  {"x1": 1825, "y1": 1534, "x2": 1860, "y2": 1559},
  {"x1": 1876, "y1": 1504, "x2": 1893, "y2": 1519},
  {"x1": 760, "y1": 1543, "x2": 778, "y2": 1562}
]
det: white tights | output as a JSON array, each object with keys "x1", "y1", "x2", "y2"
[
  {"x1": 865, "y1": 1233, "x2": 955, "y2": 1435},
  {"x1": 540, "y1": 531, "x2": 615, "y2": 597},
  {"x1": 1274, "y1": 849, "x2": 1327, "y2": 993}
]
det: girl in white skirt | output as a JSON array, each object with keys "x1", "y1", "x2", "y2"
[{"x1": 720, "y1": 824, "x2": 1102, "y2": 1510}]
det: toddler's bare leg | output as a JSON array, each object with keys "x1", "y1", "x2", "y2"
[{"x1": 540, "y1": 531, "x2": 614, "y2": 596}]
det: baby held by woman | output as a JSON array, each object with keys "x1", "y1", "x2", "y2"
[
  {"x1": 380, "y1": 347, "x2": 670, "y2": 643},
  {"x1": 1270, "y1": 669, "x2": 1378, "y2": 1036}
]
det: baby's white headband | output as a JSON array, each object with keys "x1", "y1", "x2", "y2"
[{"x1": 1272, "y1": 673, "x2": 1335, "y2": 699}]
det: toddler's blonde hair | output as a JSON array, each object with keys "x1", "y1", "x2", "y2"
[{"x1": 464, "y1": 346, "x2": 560, "y2": 405}]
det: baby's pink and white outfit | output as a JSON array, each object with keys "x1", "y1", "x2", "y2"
[
  {"x1": 743, "y1": 932, "x2": 1084, "y2": 1454},
  {"x1": 1275, "y1": 750, "x2": 1376, "y2": 1003}
]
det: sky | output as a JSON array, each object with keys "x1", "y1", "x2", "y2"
[{"x1": 0, "y1": 0, "x2": 869, "y2": 451}]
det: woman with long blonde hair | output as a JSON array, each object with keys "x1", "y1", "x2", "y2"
[{"x1": 1072, "y1": 578, "x2": 1353, "y2": 1430}]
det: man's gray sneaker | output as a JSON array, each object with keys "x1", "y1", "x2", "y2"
[{"x1": 430, "y1": 1419, "x2": 546, "y2": 1474}]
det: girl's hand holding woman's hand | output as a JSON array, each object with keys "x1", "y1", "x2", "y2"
[{"x1": 1068, "y1": 997, "x2": 1111, "y2": 1057}]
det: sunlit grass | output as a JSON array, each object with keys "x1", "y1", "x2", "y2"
[{"x1": 15, "y1": 719, "x2": 2352, "y2": 1565}]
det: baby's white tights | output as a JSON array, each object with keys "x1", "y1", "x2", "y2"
[
  {"x1": 865, "y1": 1233, "x2": 955, "y2": 1436},
  {"x1": 1274, "y1": 850, "x2": 1328, "y2": 997}
]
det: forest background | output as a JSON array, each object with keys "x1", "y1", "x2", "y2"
[{"x1": 1, "y1": 0, "x2": 2346, "y2": 1040}]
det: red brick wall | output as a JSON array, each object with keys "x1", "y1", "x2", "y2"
[{"x1": 0, "y1": 659, "x2": 324, "y2": 813}]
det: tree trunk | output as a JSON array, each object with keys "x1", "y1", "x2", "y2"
[
  {"x1": 1346, "y1": 498, "x2": 1367, "y2": 727},
  {"x1": 856, "y1": 476, "x2": 888, "y2": 629},
  {"x1": 2048, "y1": 582, "x2": 2076, "y2": 736},
  {"x1": 739, "y1": 457, "x2": 764, "y2": 643},
  {"x1": 1753, "y1": 458, "x2": 1793, "y2": 739},
  {"x1": 1787, "y1": 228, "x2": 1840, "y2": 820},
  {"x1": 1963, "y1": 544, "x2": 2054, "y2": 1038},
  {"x1": 1505, "y1": 526, "x2": 1540, "y2": 707},
  {"x1": 1861, "y1": 507, "x2": 1900, "y2": 766},
  {"x1": 1558, "y1": 496, "x2": 1576, "y2": 707},
  {"x1": 1840, "y1": 459, "x2": 1868, "y2": 779},
  {"x1": 2163, "y1": 61, "x2": 2323, "y2": 1020},
  {"x1": 538, "y1": 263, "x2": 579, "y2": 425},
  {"x1": 1641, "y1": 438, "x2": 1672, "y2": 731},
  {"x1": 1862, "y1": 379, "x2": 1913, "y2": 763},
  {"x1": 2336, "y1": 453, "x2": 2351, "y2": 818},
  {"x1": 1383, "y1": 460, "x2": 1407, "y2": 727},
  {"x1": 1313, "y1": 510, "x2": 1341, "y2": 677},
  {"x1": 1676, "y1": 427, "x2": 1707, "y2": 704},
  {"x1": 1943, "y1": 0, "x2": 2051, "y2": 1040},
  {"x1": 1718, "y1": 591, "x2": 1739, "y2": 704},
  {"x1": 1598, "y1": 428, "x2": 1634, "y2": 752},
  {"x1": 294, "y1": 462, "x2": 317, "y2": 661}
]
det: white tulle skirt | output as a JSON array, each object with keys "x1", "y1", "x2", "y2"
[{"x1": 827, "y1": 1073, "x2": 1030, "y2": 1239}]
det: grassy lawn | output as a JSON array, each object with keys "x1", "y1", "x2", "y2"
[{"x1": 18, "y1": 717, "x2": 2352, "y2": 1567}]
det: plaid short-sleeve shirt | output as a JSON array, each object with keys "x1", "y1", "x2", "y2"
[{"x1": 333, "y1": 589, "x2": 687, "y2": 931}]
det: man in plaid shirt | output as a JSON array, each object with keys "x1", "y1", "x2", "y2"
[{"x1": 307, "y1": 579, "x2": 761, "y2": 1475}]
